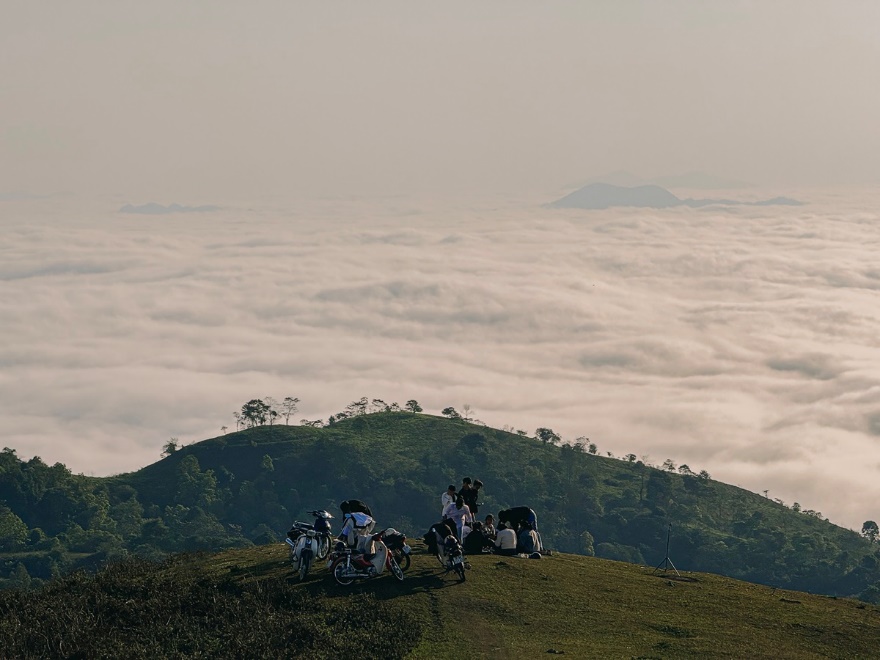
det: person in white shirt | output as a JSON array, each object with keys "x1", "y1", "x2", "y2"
[
  {"x1": 442, "y1": 495, "x2": 473, "y2": 541},
  {"x1": 440, "y1": 485, "x2": 456, "y2": 516},
  {"x1": 494, "y1": 523, "x2": 517, "y2": 556}
]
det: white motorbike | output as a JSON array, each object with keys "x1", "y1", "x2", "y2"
[{"x1": 286, "y1": 509, "x2": 334, "y2": 581}]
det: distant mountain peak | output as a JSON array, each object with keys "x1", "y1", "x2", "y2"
[{"x1": 550, "y1": 183, "x2": 801, "y2": 210}]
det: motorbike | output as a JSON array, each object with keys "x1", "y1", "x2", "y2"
[
  {"x1": 328, "y1": 528, "x2": 405, "y2": 586},
  {"x1": 381, "y1": 528, "x2": 412, "y2": 572},
  {"x1": 286, "y1": 510, "x2": 334, "y2": 581},
  {"x1": 441, "y1": 535, "x2": 468, "y2": 582}
]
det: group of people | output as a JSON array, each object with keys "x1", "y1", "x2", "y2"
[{"x1": 438, "y1": 478, "x2": 542, "y2": 557}]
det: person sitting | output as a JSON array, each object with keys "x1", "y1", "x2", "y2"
[
  {"x1": 339, "y1": 511, "x2": 374, "y2": 551},
  {"x1": 424, "y1": 520, "x2": 457, "y2": 559},
  {"x1": 517, "y1": 522, "x2": 541, "y2": 555},
  {"x1": 462, "y1": 521, "x2": 491, "y2": 554},
  {"x1": 493, "y1": 523, "x2": 518, "y2": 557},
  {"x1": 483, "y1": 514, "x2": 496, "y2": 540}
]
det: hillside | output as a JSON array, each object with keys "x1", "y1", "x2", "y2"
[
  {"x1": 2, "y1": 413, "x2": 880, "y2": 600},
  {"x1": 2, "y1": 543, "x2": 880, "y2": 658}
]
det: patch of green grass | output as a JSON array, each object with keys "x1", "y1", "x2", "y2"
[
  {"x1": 5, "y1": 541, "x2": 880, "y2": 658},
  {"x1": 199, "y1": 543, "x2": 880, "y2": 659}
]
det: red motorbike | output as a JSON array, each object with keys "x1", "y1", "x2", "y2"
[{"x1": 328, "y1": 529, "x2": 405, "y2": 586}]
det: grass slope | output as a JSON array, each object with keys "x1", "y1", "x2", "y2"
[
  {"x1": 0, "y1": 544, "x2": 880, "y2": 660},
  {"x1": 271, "y1": 544, "x2": 880, "y2": 659},
  {"x1": 13, "y1": 541, "x2": 874, "y2": 659}
]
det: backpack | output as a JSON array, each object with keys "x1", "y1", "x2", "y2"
[{"x1": 340, "y1": 499, "x2": 373, "y2": 517}]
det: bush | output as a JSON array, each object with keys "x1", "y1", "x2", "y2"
[{"x1": 0, "y1": 555, "x2": 422, "y2": 658}]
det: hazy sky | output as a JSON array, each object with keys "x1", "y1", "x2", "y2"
[
  {"x1": 2, "y1": 1, "x2": 880, "y2": 200},
  {"x1": 3, "y1": 3, "x2": 880, "y2": 532}
]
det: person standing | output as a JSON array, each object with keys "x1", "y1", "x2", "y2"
[
  {"x1": 443, "y1": 495, "x2": 473, "y2": 542},
  {"x1": 460, "y1": 477, "x2": 478, "y2": 515},
  {"x1": 470, "y1": 479, "x2": 484, "y2": 516},
  {"x1": 440, "y1": 485, "x2": 456, "y2": 516}
]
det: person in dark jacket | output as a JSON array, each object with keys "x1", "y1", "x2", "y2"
[
  {"x1": 469, "y1": 479, "x2": 483, "y2": 516},
  {"x1": 459, "y1": 477, "x2": 476, "y2": 511},
  {"x1": 498, "y1": 506, "x2": 538, "y2": 532},
  {"x1": 462, "y1": 521, "x2": 491, "y2": 554}
]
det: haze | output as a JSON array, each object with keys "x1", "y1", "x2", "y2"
[
  {"x1": 3, "y1": 1, "x2": 880, "y2": 198},
  {"x1": 2, "y1": 2, "x2": 880, "y2": 531}
]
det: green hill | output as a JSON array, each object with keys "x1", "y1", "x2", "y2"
[
  {"x1": 3, "y1": 543, "x2": 880, "y2": 658},
  {"x1": 2, "y1": 412, "x2": 880, "y2": 600}
]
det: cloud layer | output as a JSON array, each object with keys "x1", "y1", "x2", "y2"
[{"x1": 2, "y1": 192, "x2": 880, "y2": 531}]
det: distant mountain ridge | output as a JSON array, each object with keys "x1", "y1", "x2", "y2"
[{"x1": 551, "y1": 182, "x2": 802, "y2": 210}]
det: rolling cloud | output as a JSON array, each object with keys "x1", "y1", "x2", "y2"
[{"x1": 1, "y1": 192, "x2": 879, "y2": 531}]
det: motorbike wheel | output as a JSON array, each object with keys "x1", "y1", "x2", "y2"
[
  {"x1": 299, "y1": 551, "x2": 312, "y2": 582},
  {"x1": 316, "y1": 536, "x2": 330, "y2": 561},
  {"x1": 395, "y1": 550, "x2": 411, "y2": 572},
  {"x1": 332, "y1": 559, "x2": 355, "y2": 586},
  {"x1": 455, "y1": 563, "x2": 466, "y2": 582},
  {"x1": 389, "y1": 557, "x2": 405, "y2": 582}
]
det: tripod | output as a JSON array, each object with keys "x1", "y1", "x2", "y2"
[{"x1": 652, "y1": 523, "x2": 680, "y2": 577}]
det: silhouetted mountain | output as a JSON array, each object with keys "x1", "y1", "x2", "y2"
[
  {"x1": 564, "y1": 171, "x2": 754, "y2": 192},
  {"x1": 120, "y1": 202, "x2": 220, "y2": 214},
  {"x1": 551, "y1": 183, "x2": 802, "y2": 210},
  {"x1": 551, "y1": 183, "x2": 682, "y2": 209}
]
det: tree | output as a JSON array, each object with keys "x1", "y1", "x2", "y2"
[
  {"x1": 241, "y1": 399, "x2": 271, "y2": 427},
  {"x1": 698, "y1": 469, "x2": 711, "y2": 480},
  {"x1": 300, "y1": 418, "x2": 324, "y2": 427},
  {"x1": 280, "y1": 397, "x2": 300, "y2": 424},
  {"x1": 861, "y1": 521, "x2": 879, "y2": 543},
  {"x1": 0, "y1": 505, "x2": 28, "y2": 551},
  {"x1": 662, "y1": 459, "x2": 676, "y2": 472},
  {"x1": 462, "y1": 404, "x2": 475, "y2": 422},
  {"x1": 404, "y1": 400, "x2": 423, "y2": 413},
  {"x1": 263, "y1": 396, "x2": 280, "y2": 426},
  {"x1": 625, "y1": 453, "x2": 637, "y2": 463},
  {"x1": 346, "y1": 397, "x2": 369, "y2": 417},
  {"x1": 536, "y1": 427, "x2": 561, "y2": 445},
  {"x1": 678, "y1": 464, "x2": 694, "y2": 476},
  {"x1": 162, "y1": 438, "x2": 179, "y2": 457},
  {"x1": 441, "y1": 407, "x2": 461, "y2": 419},
  {"x1": 588, "y1": 443, "x2": 598, "y2": 455},
  {"x1": 220, "y1": 426, "x2": 228, "y2": 434}
]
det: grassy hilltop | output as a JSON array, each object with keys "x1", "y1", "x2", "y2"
[
  {"x1": 2, "y1": 543, "x2": 879, "y2": 659},
  {"x1": 3, "y1": 412, "x2": 880, "y2": 600}
]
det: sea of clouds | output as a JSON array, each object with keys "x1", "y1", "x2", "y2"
[{"x1": 2, "y1": 191, "x2": 879, "y2": 531}]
